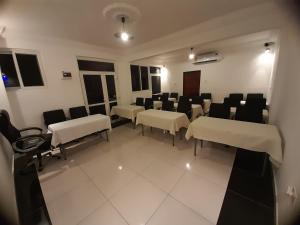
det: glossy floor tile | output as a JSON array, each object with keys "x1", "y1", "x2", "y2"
[{"x1": 39, "y1": 125, "x2": 236, "y2": 225}]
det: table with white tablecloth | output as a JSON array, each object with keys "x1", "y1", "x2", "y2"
[
  {"x1": 48, "y1": 114, "x2": 112, "y2": 159},
  {"x1": 174, "y1": 103, "x2": 204, "y2": 121},
  {"x1": 136, "y1": 109, "x2": 190, "y2": 145},
  {"x1": 185, "y1": 116, "x2": 282, "y2": 167},
  {"x1": 110, "y1": 105, "x2": 145, "y2": 122},
  {"x1": 230, "y1": 107, "x2": 269, "y2": 123}
]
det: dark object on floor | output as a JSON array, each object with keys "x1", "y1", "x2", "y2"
[{"x1": 217, "y1": 149, "x2": 275, "y2": 225}]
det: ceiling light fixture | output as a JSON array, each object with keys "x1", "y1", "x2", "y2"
[
  {"x1": 189, "y1": 48, "x2": 195, "y2": 60},
  {"x1": 114, "y1": 16, "x2": 133, "y2": 42},
  {"x1": 264, "y1": 42, "x2": 274, "y2": 53}
]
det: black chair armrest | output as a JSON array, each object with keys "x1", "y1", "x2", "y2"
[
  {"x1": 19, "y1": 127, "x2": 43, "y2": 134},
  {"x1": 13, "y1": 135, "x2": 47, "y2": 154}
]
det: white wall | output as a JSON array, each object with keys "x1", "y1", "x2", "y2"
[
  {"x1": 166, "y1": 45, "x2": 274, "y2": 102},
  {"x1": 1, "y1": 35, "x2": 133, "y2": 129},
  {"x1": 269, "y1": 22, "x2": 300, "y2": 225}
]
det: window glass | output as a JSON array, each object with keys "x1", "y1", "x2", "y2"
[{"x1": 0, "y1": 53, "x2": 20, "y2": 88}]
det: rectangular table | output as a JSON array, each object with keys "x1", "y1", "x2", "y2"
[
  {"x1": 48, "y1": 114, "x2": 112, "y2": 159},
  {"x1": 136, "y1": 109, "x2": 190, "y2": 146},
  {"x1": 185, "y1": 117, "x2": 282, "y2": 167},
  {"x1": 110, "y1": 105, "x2": 145, "y2": 122},
  {"x1": 174, "y1": 103, "x2": 204, "y2": 121}
]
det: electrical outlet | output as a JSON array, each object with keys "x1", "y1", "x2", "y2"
[{"x1": 286, "y1": 186, "x2": 297, "y2": 200}]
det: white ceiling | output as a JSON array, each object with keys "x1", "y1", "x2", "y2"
[{"x1": 0, "y1": 0, "x2": 272, "y2": 49}]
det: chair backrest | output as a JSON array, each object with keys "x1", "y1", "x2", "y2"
[
  {"x1": 229, "y1": 93, "x2": 244, "y2": 101},
  {"x1": 225, "y1": 96, "x2": 241, "y2": 108},
  {"x1": 179, "y1": 96, "x2": 190, "y2": 102},
  {"x1": 170, "y1": 92, "x2": 178, "y2": 99},
  {"x1": 245, "y1": 98, "x2": 267, "y2": 110},
  {"x1": 235, "y1": 105, "x2": 263, "y2": 123},
  {"x1": 0, "y1": 109, "x2": 21, "y2": 143},
  {"x1": 136, "y1": 97, "x2": 144, "y2": 106},
  {"x1": 246, "y1": 93, "x2": 264, "y2": 100},
  {"x1": 145, "y1": 98, "x2": 154, "y2": 110},
  {"x1": 191, "y1": 96, "x2": 204, "y2": 106},
  {"x1": 43, "y1": 109, "x2": 66, "y2": 127},
  {"x1": 152, "y1": 95, "x2": 160, "y2": 101},
  {"x1": 200, "y1": 93, "x2": 212, "y2": 100},
  {"x1": 162, "y1": 100, "x2": 174, "y2": 112},
  {"x1": 162, "y1": 92, "x2": 169, "y2": 98},
  {"x1": 160, "y1": 94, "x2": 168, "y2": 102},
  {"x1": 209, "y1": 103, "x2": 230, "y2": 119},
  {"x1": 177, "y1": 100, "x2": 192, "y2": 118},
  {"x1": 69, "y1": 106, "x2": 88, "y2": 119}
]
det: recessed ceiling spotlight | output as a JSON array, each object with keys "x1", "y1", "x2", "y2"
[
  {"x1": 189, "y1": 48, "x2": 195, "y2": 60},
  {"x1": 114, "y1": 16, "x2": 133, "y2": 42},
  {"x1": 264, "y1": 42, "x2": 274, "y2": 53}
]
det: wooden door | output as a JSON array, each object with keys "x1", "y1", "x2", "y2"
[{"x1": 183, "y1": 70, "x2": 201, "y2": 96}]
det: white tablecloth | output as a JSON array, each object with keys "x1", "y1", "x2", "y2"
[
  {"x1": 230, "y1": 107, "x2": 269, "y2": 123},
  {"x1": 174, "y1": 103, "x2": 204, "y2": 121},
  {"x1": 136, "y1": 109, "x2": 190, "y2": 135},
  {"x1": 168, "y1": 97, "x2": 177, "y2": 102},
  {"x1": 110, "y1": 105, "x2": 145, "y2": 122},
  {"x1": 203, "y1": 99, "x2": 211, "y2": 114},
  {"x1": 153, "y1": 101, "x2": 162, "y2": 109},
  {"x1": 48, "y1": 114, "x2": 112, "y2": 147},
  {"x1": 185, "y1": 117, "x2": 282, "y2": 167}
]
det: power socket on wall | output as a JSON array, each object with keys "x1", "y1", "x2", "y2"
[{"x1": 286, "y1": 185, "x2": 297, "y2": 202}]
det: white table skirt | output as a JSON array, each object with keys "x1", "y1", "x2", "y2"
[
  {"x1": 185, "y1": 117, "x2": 282, "y2": 167},
  {"x1": 174, "y1": 103, "x2": 204, "y2": 120},
  {"x1": 168, "y1": 97, "x2": 177, "y2": 102},
  {"x1": 136, "y1": 109, "x2": 190, "y2": 135},
  {"x1": 230, "y1": 107, "x2": 269, "y2": 123},
  {"x1": 48, "y1": 114, "x2": 112, "y2": 147},
  {"x1": 110, "y1": 105, "x2": 145, "y2": 122},
  {"x1": 153, "y1": 101, "x2": 162, "y2": 109}
]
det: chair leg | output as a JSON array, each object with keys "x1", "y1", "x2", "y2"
[{"x1": 37, "y1": 153, "x2": 44, "y2": 171}]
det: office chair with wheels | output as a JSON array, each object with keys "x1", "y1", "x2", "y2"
[{"x1": 0, "y1": 109, "x2": 58, "y2": 171}]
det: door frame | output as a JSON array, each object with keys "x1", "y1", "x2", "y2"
[{"x1": 79, "y1": 70, "x2": 118, "y2": 115}]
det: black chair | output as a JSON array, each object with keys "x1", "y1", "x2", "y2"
[
  {"x1": 225, "y1": 95, "x2": 242, "y2": 108},
  {"x1": 247, "y1": 93, "x2": 264, "y2": 100},
  {"x1": 235, "y1": 105, "x2": 263, "y2": 123},
  {"x1": 0, "y1": 109, "x2": 56, "y2": 171},
  {"x1": 179, "y1": 96, "x2": 190, "y2": 102},
  {"x1": 145, "y1": 98, "x2": 154, "y2": 110},
  {"x1": 136, "y1": 97, "x2": 144, "y2": 106},
  {"x1": 200, "y1": 93, "x2": 212, "y2": 100},
  {"x1": 160, "y1": 94, "x2": 169, "y2": 102},
  {"x1": 162, "y1": 100, "x2": 174, "y2": 112},
  {"x1": 170, "y1": 92, "x2": 179, "y2": 101},
  {"x1": 229, "y1": 93, "x2": 244, "y2": 101},
  {"x1": 245, "y1": 98, "x2": 267, "y2": 110},
  {"x1": 43, "y1": 109, "x2": 67, "y2": 127},
  {"x1": 209, "y1": 103, "x2": 230, "y2": 119},
  {"x1": 191, "y1": 96, "x2": 204, "y2": 107},
  {"x1": 177, "y1": 100, "x2": 192, "y2": 119},
  {"x1": 152, "y1": 95, "x2": 160, "y2": 101},
  {"x1": 69, "y1": 106, "x2": 88, "y2": 119},
  {"x1": 162, "y1": 92, "x2": 169, "y2": 99}
]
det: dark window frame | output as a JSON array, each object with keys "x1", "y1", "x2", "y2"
[{"x1": 0, "y1": 50, "x2": 45, "y2": 88}]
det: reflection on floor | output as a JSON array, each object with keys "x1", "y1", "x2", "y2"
[{"x1": 39, "y1": 124, "x2": 236, "y2": 225}]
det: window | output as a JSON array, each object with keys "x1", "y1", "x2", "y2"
[
  {"x1": 151, "y1": 76, "x2": 161, "y2": 94},
  {"x1": 106, "y1": 75, "x2": 117, "y2": 101},
  {"x1": 0, "y1": 50, "x2": 44, "y2": 88},
  {"x1": 0, "y1": 53, "x2": 20, "y2": 88},
  {"x1": 150, "y1": 66, "x2": 161, "y2": 74},
  {"x1": 83, "y1": 75, "x2": 104, "y2": 104},
  {"x1": 140, "y1": 66, "x2": 149, "y2": 90},
  {"x1": 77, "y1": 60, "x2": 115, "y2": 72},
  {"x1": 130, "y1": 65, "x2": 141, "y2": 91},
  {"x1": 16, "y1": 53, "x2": 44, "y2": 86}
]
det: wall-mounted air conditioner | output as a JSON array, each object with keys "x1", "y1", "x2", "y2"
[{"x1": 193, "y1": 52, "x2": 223, "y2": 64}]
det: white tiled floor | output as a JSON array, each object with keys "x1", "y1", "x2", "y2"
[{"x1": 39, "y1": 124, "x2": 236, "y2": 225}]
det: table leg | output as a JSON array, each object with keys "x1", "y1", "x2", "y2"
[
  {"x1": 180, "y1": 128, "x2": 183, "y2": 140},
  {"x1": 60, "y1": 145, "x2": 67, "y2": 160},
  {"x1": 194, "y1": 139, "x2": 197, "y2": 156},
  {"x1": 105, "y1": 130, "x2": 109, "y2": 142},
  {"x1": 142, "y1": 124, "x2": 144, "y2": 136},
  {"x1": 150, "y1": 126, "x2": 152, "y2": 132},
  {"x1": 172, "y1": 135, "x2": 175, "y2": 147},
  {"x1": 201, "y1": 140, "x2": 203, "y2": 148}
]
